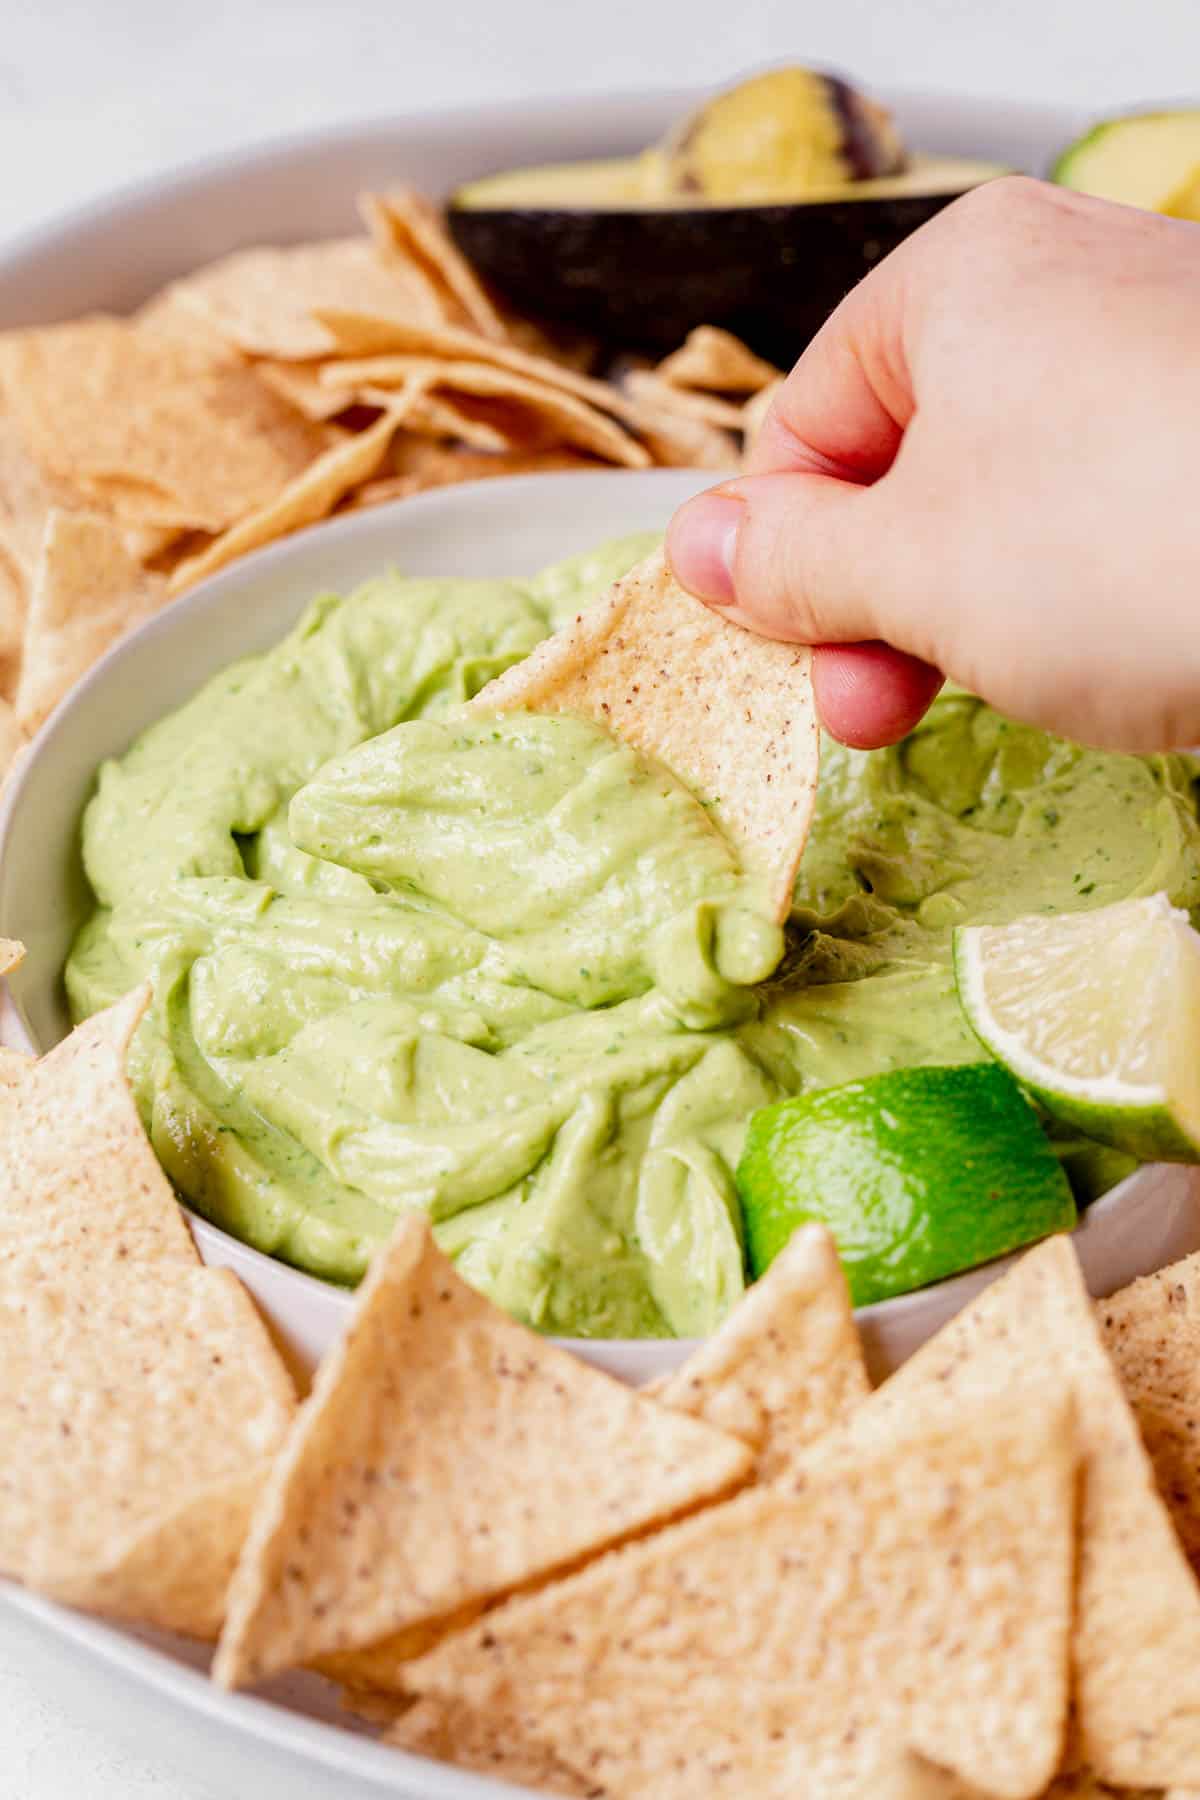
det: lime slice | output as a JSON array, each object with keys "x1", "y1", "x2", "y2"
[
  {"x1": 954, "y1": 893, "x2": 1200, "y2": 1162},
  {"x1": 737, "y1": 1064, "x2": 1075, "y2": 1305}
]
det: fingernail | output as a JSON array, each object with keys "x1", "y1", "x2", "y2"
[{"x1": 666, "y1": 492, "x2": 743, "y2": 607}]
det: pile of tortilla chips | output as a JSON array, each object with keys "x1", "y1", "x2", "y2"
[
  {"x1": 8, "y1": 986, "x2": 1200, "y2": 1796},
  {"x1": 0, "y1": 184, "x2": 782, "y2": 781}
]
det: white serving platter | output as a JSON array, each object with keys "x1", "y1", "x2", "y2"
[{"x1": 2, "y1": 83, "x2": 1185, "y2": 1800}]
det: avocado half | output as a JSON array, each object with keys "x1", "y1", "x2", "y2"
[
  {"x1": 1052, "y1": 109, "x2": 1200, "y2": 217},
  {"x1": 448, "y1": 154, "x2": 1006, "y2": 363}
]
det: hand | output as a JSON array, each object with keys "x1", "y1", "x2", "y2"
[{"x1": 667, "y1": 176, "x2": 1200, "y2": 751}]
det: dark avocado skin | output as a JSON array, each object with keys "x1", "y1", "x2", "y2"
[{"x1": 448, "y1": 190, "x2": 966, "y2": 365}]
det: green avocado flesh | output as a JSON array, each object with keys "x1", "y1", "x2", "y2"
[
  {"x1": 1052, "y1": 110, "x2": 1200, "y2": 217},
  {"x1": 452, "y1": 153, "x2": 1007, "y2": 214},
  {"x1": 67, "y1": 538, "x2": 1200, "y2": 1337}
]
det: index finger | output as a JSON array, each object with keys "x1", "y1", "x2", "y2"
[{"x1": 745, "y1": 264, "x2": 915, "y2": 485}]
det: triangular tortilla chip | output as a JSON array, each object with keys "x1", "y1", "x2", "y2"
[
  {"x1": 0, "y1": 542, "x2": 26, "y2": 698},
  {"x1": 158, "y1": 239, "x2": 449, "y2": 360},
  {"x1": 0, "y1": 987, "x2": 197, "y2": 1271},
  {"x1": 328, "y1": 356, "x2": 649, "y2": 468},
  {"x1": 167, "y1": 410, "x2": 401, "y2": 595},
  {"x1": 255, "y1": 359, "x2": 351, "y2": 422},
  {"x1": 472, "y1": 548, "x2": 819, "y2": 921},
  {"x1": 408, "y1": 1391, "x2": 1077, "y2": 1800},
  {"x1": 623, "y1": 369, "x2": 747, "y2": 430},
  {"x1": 383, "y1": 1694, "x2": 597, "y2": 1796},
  {"x1": 847, "y1": 1236, "x2": 1200, "y2": 1788},
  {"x1": 621, "y1": 398, "x2": 739, "y2": 470},
  {"x1": 359, "y1": 380, "x2": 516, "y2": 452},
  {"x1": 213, "y1": 1217, "x2": 752, "y2": 1689},
  {"x1": 656, "y1": 326, "x2": 783, "y2": 394},
  {"x1": 647, "y1": 1223, "x2": 869, "y2": 1479},
  {"x1": 345, "y1": 445, "x2": 596, "y2": 511},
  {"x1": 0, "y1": 697, "x2": 21, "y2": 784},
  {"x1": 1099, "y1": 1254, "x2": 1200, "y2": 1568},
  {"x1": 0, "y1": 1262, "x2": 295, "y2": 1637},
  {"x1": 0, "y1": 937, "x2": 23, "y2": 976},
  {"x1": 15, "y1": 510, "x2": 168, "y2": 731},
  {"x1": 361, "y1": 189, "x2": 507, "y2": 342},
  {"x1": 382, "y1": 1698, "x2": 989, "y2": 1800},
  {"x1": 0, "y1": 318, "x2": 328, "y2": 533},
  {"x1": 316, "y1": 308, "x2": 630, "y2": 421}
]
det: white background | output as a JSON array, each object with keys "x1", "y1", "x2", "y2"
[
  {"x1": 0, "y1": 0, "x2": 1195, "y2": 1794},
  {"x1": 0, "y1": 0, "x2": 1198, "y2": 246}
]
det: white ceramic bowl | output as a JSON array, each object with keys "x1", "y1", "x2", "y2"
[{"x1": 2, "y1": 466, "x2": 1198, "y2": 1385}]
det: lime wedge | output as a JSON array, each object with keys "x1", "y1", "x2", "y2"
[
  {"x1": 954, "y1": 893, "x2": 1200, "y2": 1162},
  {"x1": 737, "y1": 1064, "x2": 1075, "y2": 1305}
]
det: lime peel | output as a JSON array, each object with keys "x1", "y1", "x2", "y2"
[{"x1": 953, "y1": 893, "x2": 1200, "y2": 1163}]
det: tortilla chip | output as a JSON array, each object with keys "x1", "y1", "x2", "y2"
[
  {"x1": 382, "y1": 1694, "x2": 598, "y2": 1796},
  {"x1": 0, "y1": 938, "x2": 23, "y2": 976},
  {"x1": 316, "y1": 308, "x2": 630, "y2": 422},
  {"x1": 158, "y1": 239, "x2": 449, "y2": 361},
  {"x1": 648, "y1": 1224, "x2": 869, "y2": 1479},
  {"x1": 213, "y1": 1217, "x2": 752, "y2": 1690},
  {"x1": 623, "y1": 369, "x2": 747, "y2": 431},
  {"x1": 361, "y1": 189, "x2": 507, "y2": 342},
  {"x1": 255, "y1": 360, "x2": 351, "y2": 422},
  {"x1": 408, "y1": 1391, "x2": 1077, "y2": 1800},
  {"x1": 0, "y1": 698, "x2": 20, "y2": 785},
  {"x1": 0, "y1": 986, "x2": 197, "y2": 1271},
  {"x1": 15, "y1": 511, "x2": 167, "y2": 732},
  {"x1": 133, "y1": 287, "x2": 247, "y2": 364},
  {"x1": 0, "y1": 1051, "x2": 31, "y2": 1090},
  {"x1": 656, "y1": 326, "x2": 783, "y2": 394},
  {"x1": 167, "y1": 410, "x2": 401, "y2": 595},
  {"x1": 330, "y1": 356, "x2": 649, "y2": 467},
  {"x1": 362, "y1": 382, "x2": 515, "y2": 453},
  {"x1": 624, "y1": 401, "x2": 740, "y2": 471},
  {"x1": 742, "y1": 377, "x2": 784, "y2": 455},
  {"x1": 346, "y1": 445, "x2": 597, "y2": 510},
  {"x1": 0, "y1": 1262, "x2": 295, "y2": 1637},
  {"x1": 849, "y1": 1237, "x2": 1200, "y2": 1788},
  {"x1": 0, "y1": 318, "x2": 328, "y2": 532},
  {"x1": 0, "y1": 543, "x2": 26, "y2": 698},
  {"x1": 1099, "y1": 1254, "x2": 1200, "y2": 1568},
  {"x1": 473, "y1": 548, "x2": 819, "y2": 921},
  {"x1": 1043, "y1": 1776, "x2": 1160, "y2": 1798}
]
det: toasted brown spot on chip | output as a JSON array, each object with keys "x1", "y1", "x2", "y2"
[
  {"x1": 472, "y1": 548, "x2": 819, "y2": 921},
  {"x1": 213, "y1": 1216, "x2": 752, "y2": 1690}
]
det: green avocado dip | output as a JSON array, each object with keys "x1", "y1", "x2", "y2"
[{"x1": 66, "y1": 535, "x2": 1200, "y2": 1338}]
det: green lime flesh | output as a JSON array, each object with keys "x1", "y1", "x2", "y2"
[{"x1": 737, "y1": 1063, "x2": 1076, "y2": 1306}]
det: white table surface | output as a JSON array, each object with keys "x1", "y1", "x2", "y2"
[{"x1": 0, "y1": 0, "x2": 1196, "y2": 1792}]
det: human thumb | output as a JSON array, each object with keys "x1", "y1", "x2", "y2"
[{"x1": 666, "y1": 470, "x2": 929, "y2": 657}]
